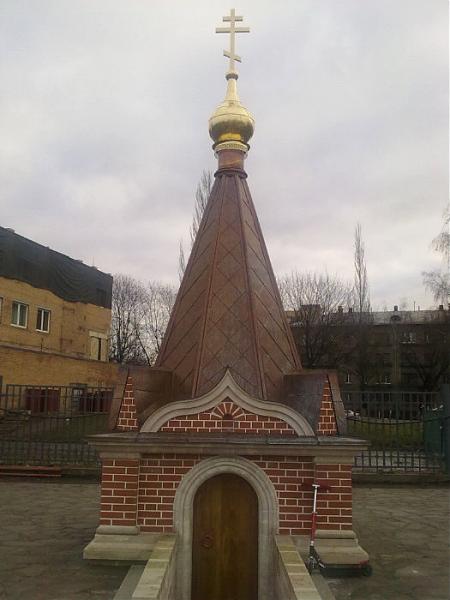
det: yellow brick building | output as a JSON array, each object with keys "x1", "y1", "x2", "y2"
[
  {"x1": 0, "y1": 277, "x2": 111, "y2": 360},
  {"x1": 0, "y1": 226, "x2": 115, "y2": 390}
]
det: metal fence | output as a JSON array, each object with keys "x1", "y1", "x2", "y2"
[
  {"x1": 0, "y1": 385, "x2": 113, "y2": 467},
  {"x1": 1, "y1": 383, "x2": 447, "y2": 474},
  {"x1": 343, "y1": 390, "x2": 446, "y2": 473}
]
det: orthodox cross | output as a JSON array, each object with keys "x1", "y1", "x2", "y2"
[{"x1": 216, "y1": 8, "x2": 250, "y2": 74}]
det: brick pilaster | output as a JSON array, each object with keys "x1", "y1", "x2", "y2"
[
  {"x1": 313, "y1": 457, "x2": 353, "y2": 530},
  {"x1": 317, "y1": 377, "x2": 338, "y2": 435},
  {"x1": 99, "y1": 458, "x2": 140, "y2": 528},
  {"x1": 116, "y1": 376, "x2": 139, "y2": 431}
]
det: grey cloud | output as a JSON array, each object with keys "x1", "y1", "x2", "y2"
[{"x1": 0, "y1": 0, "x2": 447, "y2": 310}]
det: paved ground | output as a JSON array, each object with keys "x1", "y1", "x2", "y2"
[
  {"x1": 0, "y1": 479, "x2": 127, "y2": 600},
  {"x1": 328, "y1": 484, "x2": 450, "y2": 600},
  {"x1": 0, "y1": 479, "x2": 448, "y2": 600}
]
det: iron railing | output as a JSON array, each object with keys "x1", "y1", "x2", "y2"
[
  {"x1": 343, "y1": 390, "x2": 444, "y2": 473},
  {"x1": 0, "y1": 385, "x2": 113, "y2": 467},
  {"x1": 1, "y1": 384, "x2": 446, "y2": 474}
]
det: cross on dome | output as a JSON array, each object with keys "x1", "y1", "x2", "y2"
[
  {"x1": 209, "y1": 9, "x2": 254, "y2": 154},
  {"x1": 215, "y1": 8, "x2": 250, "y2": 76}
]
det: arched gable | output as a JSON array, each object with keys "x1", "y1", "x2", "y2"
[{"x1": 140, "y1": 370, "x2": 314, "y2": 436}]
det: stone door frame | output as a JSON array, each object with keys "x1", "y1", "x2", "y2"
[{"x1": 173, "y1": 456, "x2": 279, "y2": 600}]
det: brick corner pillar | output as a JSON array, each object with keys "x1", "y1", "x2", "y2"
[
  {"x1": 313, "y1": 455, "x2": 353, "y2": 531},
  {"x1": 116, "y1": 376, "x2": 139, "y2": 432},
  {"x1": 317, "y1": 377, "x2": 338, "y2": 436},
  {"x1": 97, "y1": 454, "x2": 141, "y2": 535}
]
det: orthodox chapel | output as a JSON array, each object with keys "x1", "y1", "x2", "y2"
[{"x1": 84, "y1": 10, "x2": 368, "y2": 600}]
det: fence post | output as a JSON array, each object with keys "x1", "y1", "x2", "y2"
[{"x1": 441, "y1": 385, "x2": 450, "y2": 474}]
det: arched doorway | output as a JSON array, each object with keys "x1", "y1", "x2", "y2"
[
  {"x1": 173, "y1": 456, "x2": 278, "y2": 600},
  {"x1": 191, "y1": 473, "x2": 258, "y2": 600}
]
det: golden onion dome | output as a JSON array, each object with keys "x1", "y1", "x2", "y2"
[{"x1": 209, "y1": 72, "x2": 255, "y2": 153}]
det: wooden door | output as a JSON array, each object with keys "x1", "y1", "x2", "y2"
[{"x1": 192, "y1": 473, "x2": 258, "y2": 600}]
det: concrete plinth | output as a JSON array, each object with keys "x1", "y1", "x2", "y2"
[{"x1": 84, "y1": 532, "x2": 159, "y2": 563}]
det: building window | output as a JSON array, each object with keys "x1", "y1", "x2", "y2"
[
  {"x1": 11, "y1": 301, "x2": 28, "y2": 328},
  {"x1": 25, "y1": 387, "x2": 60, "y2": 413},
  {"x1": 89, "y1": 331, "x2": 108, "y2": 361},
  {"x1": 345, "y1": 372, "x2": 352, "y2": 384},
  {"x1": 90, "y1": 336, "x2": 102, "y2": 361},
  {"x1": 36, "y1": 308, "x2": 51, "y2": 332},
  {"x1": 402, "y1": 331, "x2": 416, "y2": 344},
  {"x1": 376, "y1": 372, "x2": 391, "y2": 385}
]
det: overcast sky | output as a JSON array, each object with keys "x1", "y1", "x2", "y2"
[{"x1": 1, "y1": 0, "x2": 448, "y2": 310}]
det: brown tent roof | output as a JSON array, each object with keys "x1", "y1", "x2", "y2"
[{"x1": 156, "y1": 164, "x2": 302, "y2": 402}]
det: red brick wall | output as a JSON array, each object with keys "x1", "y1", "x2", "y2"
[
  {"x1": 99, "y1": 459, "x2": 140, "y2": 527},
  {"x1": 314, "y1": 463, "x2": 353, "y2": 530},
  {"x1": 160, "y1": 400, "x2": 296, "y2": 435},
  {"x1": 317, "y1": 379, "x2": 337, "y2": 436},
  {"x1": 116, "y1": 377, "x2": 139, "y2": 431},
  {"x1": 120, "y1": 455, "x2": 353, "y2": 535},
  {"x1": 138, "y1": 455, "x2": 201, "y2": 533}
]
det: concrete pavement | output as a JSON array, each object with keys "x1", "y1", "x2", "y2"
[
  {"x1": 0, "y1": 479, "x2": 127, "y2": 600},
  {"x1": 328, "y1": 484, "x2": 450, "y2": 600},
  {"x1": 0, "y1": 479, "x2": 448, "y2": 600}
]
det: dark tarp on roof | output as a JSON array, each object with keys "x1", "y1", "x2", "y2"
[{"x1": 0, "y1": 226, "x2": 112, "y2": 308}]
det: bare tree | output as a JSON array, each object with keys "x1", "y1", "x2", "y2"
[
  {"x1": 423, "y1": 204, "x2": 450, "y2": 306},
  {"x1": 109, "y1": 274, "x2": 147, "y2": 364},
  {"x1": 349, "y1": 223, "x2": 376, "y2": 388},
  {"x1": 353, "y1": 222, "x2": 371, "y2": 316},
  {"x1": 347, "y1": 314, "x2": 377, "y2": 389},
  {"x1": 399, "y1": 297, "x2": 408, "y2": 311},
  {"x1": 279, "y1": 271, "x2": 353, "y2": 368},
  {"x1": 190, "y1": 170, "x2": 212, "y2": 245},
  {"x1": 402, "y1": 311, "x2": 450, "y2": 390},
  {"x1": 110, "y1": 275, "x2": 177, "y2": 366},
  {"x1": 179, "y1": 170, "x2": 213, "y2": 279},
  {"x1": 178, "y1": 240, "x2": 186, "y2": 284},
  {"x1": 137, "y1": 282, "x2": 177, "y2": 365}
]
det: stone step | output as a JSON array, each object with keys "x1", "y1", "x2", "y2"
[
  {"x1": 311, "y1": 573, "x2": 337, "y2": 600},
  {"x1": 113, "y1": 565, "x2": 145, "y2": 600}
]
